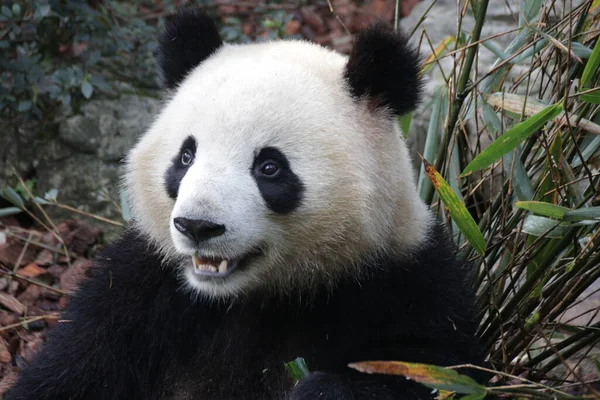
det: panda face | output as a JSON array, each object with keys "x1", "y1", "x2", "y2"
[{"x1": 124, "y1": 11, "x2": 431, "y2": 298}]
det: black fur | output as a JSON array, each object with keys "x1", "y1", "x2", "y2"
[
  {"x1": 164, "y1": 135, "x2": 196, "y2": 199},
  {"x1": 159, "y1": 9, "x2": 223, "y2": 89},
  {"x1": 252, "y1": 147, "x2": 305, "y2": 214},
  {"x1": 344, "y1": 22, "x2": 422, "y2": 116},
  {"x1": 6, "y1": 223, "x2": 482, "y2": 400}
]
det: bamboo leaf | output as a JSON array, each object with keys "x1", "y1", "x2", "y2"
[
  {"x1": 581, "y1": 35, "x2": 600, "y2": 88},
  {"x1": 581, "y1": 89, "x2": 600, "y2": 104},
  {"x1": 485, "y1": 92, "x2": 548, "y2": 118},
  {"x1": 398, "y1": 112, "x2": 413, "y2": 139},
  {"x1": 537, "y1": 131, "x2": 563, "y2": 204},
  {"x1": 571, "y1": 135, "x2": 600, "y2": 168},
  {"x1": 522, "y1": 215, "x2": 569, "y2": 238},
  {"x1": 515, "y1": 201, "x2": 570, "y2": 219},
  {"x1": 570, "y1": 42, "x2": 593, "y2": 59},
  {"x1": 563, "y1": 207, "x2": 600, "y2": 222},
  {"x1": 519, "y1": 0, "x2": 543, "y2": 25},
  {"x1": 461, "y1": 102, "x2": 563, "y2": 176},
  {"x1": 423, "y1": 159, "x2": 485, "y2": 255},
  {"x1": 422, "y1": 36, "x2": 456, "y2": 75},
  {"x1": 486, "y1": 93, "x2": 600, "y2": 135},
  {"x1": 418, "y1": 87, "x2": 447, "y2": 203},
  {"x1": 459, "y1": 392, "x2": 487, "y2": 400},
  {"x1": 348, "y1": 361, "x2": 487, "y2": 396},
  {"x1": 482, "y1": 103, "x2": 535, "y2": 201},
  {"x1": 120, "y1": 190, "x2": 132, "y2": 222},
  {"x1": 285, "y1": 357, "x2": 310, "y2": 384}
]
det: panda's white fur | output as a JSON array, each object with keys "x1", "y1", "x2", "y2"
[{"x1": 125, "y1": 40, "x2": 431, "y2": 298}]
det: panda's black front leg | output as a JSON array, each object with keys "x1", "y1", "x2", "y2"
[{"x1": 287, "y1": 370, "x2": 432, "y2": 400}]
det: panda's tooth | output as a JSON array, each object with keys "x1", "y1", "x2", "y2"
[
  {"x1": 192, "y1": 253, "x2": 200, "y2": 268},
  {"x1": 218, "y1": 260, "x2": 228, "y2": 273}
]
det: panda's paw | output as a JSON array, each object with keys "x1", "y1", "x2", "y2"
[{"x1": 287, "y1": 371, "x2": 354, "y2": 400}]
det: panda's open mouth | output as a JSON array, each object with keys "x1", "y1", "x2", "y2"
[{"x1": 191, "y1": 250, "x2": 261, "y2": 277}]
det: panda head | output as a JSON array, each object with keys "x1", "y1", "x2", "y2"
[{"x1": 125, "y1": 9, "x2": 432, "y2": 299}]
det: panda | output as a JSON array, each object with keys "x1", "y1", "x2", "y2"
[{"x1": 7, "y1": 9, "x2": 482, "y2": 400}]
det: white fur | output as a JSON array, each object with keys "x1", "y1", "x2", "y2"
[{"x1": 124, "y1": 40, "x2": 432, "y2": 299}]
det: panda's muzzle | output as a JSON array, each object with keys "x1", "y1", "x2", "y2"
[
  {"x1": 192, "y1": 253, "x2": 235, "y2": 276},
  {"x1": 174, "y1": 217, "x2": 226, "y2": 244},
  {"x1": 191, "y1": 249, "x2": 263, "y2": 278}
]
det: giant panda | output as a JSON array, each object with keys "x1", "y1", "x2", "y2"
[{"x1": 7, "y1": 9, "x2": 482, "y2": 400}]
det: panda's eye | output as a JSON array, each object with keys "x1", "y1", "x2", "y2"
[
  {"x1": 259, "y1": 160, "x2": 280, "y2": 177},
  {"x1": 181, "y1": 149, "x2": 194, "y2": 166}
]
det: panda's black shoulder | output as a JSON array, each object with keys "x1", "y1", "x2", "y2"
[
  {"x1": 376, "y1": 220, "x2": 479, "y2": 337},
  {"x1": 322, "y1": 220, "x2": 482, "y2": 368}
]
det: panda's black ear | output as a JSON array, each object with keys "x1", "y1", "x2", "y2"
[
  {"x1": 159, "y1": 9, "x2": 223, "y2": 90},
  {"x1": 344, "y1": 22, "x2": 422, "y2": 116}
]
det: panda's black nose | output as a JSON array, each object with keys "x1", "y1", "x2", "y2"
[{"x1": 173, "y1": 217, "x2": 226, "y2": 243}]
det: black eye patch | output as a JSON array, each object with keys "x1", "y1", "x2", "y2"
[
  {"x1": 164, "y1": 136, "x2": 197, "y2": 199},
  {"x1": 252, "y1": 147, "x2": 304, "y2": 214}
]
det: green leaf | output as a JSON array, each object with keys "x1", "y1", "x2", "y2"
[
  {"x1": 563, "y1": 207, "x2": 600, "y2": 222},
  {"x1": 482, "y1": 103, "x2": 535, "y2": 201},
  {"x1": 593, "y1": 357, "x2": 600, "y2": 374},
  {"x1": 423, "y1": 159, "x2": 485, "y2": 255},
  {"x1": 519, "y1": 0, "x2": 543, "y2": 25},
  {"x1": 11, "y1": 4, "x2": 20, "y2": 17},
  {"x1": 38, "y1": 4, "x2": 51, "y2": 18},
  {"x1": 398, "y1": 112, "x2": 412, "y2": 139},
  {"x1": 537, "y1": 131, "x2": 563, "y2": 204},
  {"x1": 33, "y1": 196, "x2": 50, "y2": 205},
  {"x1": 522, "y1": 215, "x2": 568, "y2": 238},
  {"x1": 570, "y1": 42, "x2": 593, "y2": 59},
  {"x1": 581, "y1": 36, "x2": 600, "y2": 88},
  {"x1": 581, "y1": 90, "x2": 600, "y2": 104},
  {"x1": 460, "y1": 392, "x2": 487, "y2": 400},
  {"x1": 1, "y1": 5, "x2": 12, "y2": 18},
  {"x1": 348, "y1": 361, "x2": 487, "y2": 396},
  {"x1": 44, "y1": 188, "x2": 58, "y2": 202},
  {"x1": 461, "y1": 102, "x2": 563, "y2": 176},
  {"x1": 515, "y1": 201, "x2": 570, "y2": 219},
  {"x1": 418, "y1": 87, "x2": 447, "y2": 203},
  {"x1": 81, "y1": 81, "x2": 94, "y2": 99},
  {"x1": 0, "y1": 207, "x2": 22, "y2": 217},
  {"x1": 0, "y1": 187, "x2": 24, "y2": 208},
  {"x1": 17, "y1": 100, "x2": 32, "y2": 112},
  {"x1": 285, "y1": 357, "x2": 310, "y2": 384},
  {"x1": 120, "y1": 190, "x2": 132, "y2": 222}
]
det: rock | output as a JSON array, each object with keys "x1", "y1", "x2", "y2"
[
  {"x1": 30, "y1": 94, "x2": 160, "y2": 239},
  {"x1": 58, "y1": 95, "x2": 161, "y2": 162}
]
